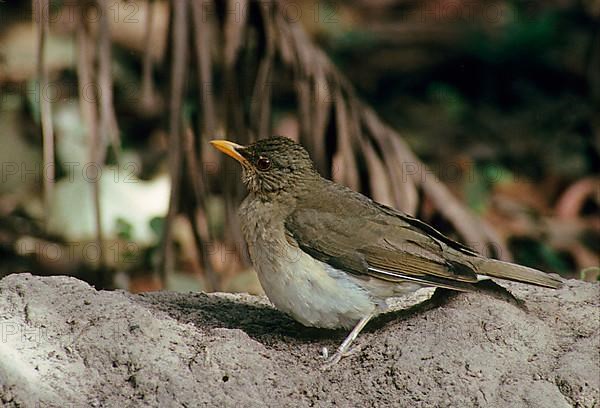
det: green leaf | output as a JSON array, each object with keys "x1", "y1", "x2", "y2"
[
  {"x1": 149, "y1": 216, "x2": 165, "y2": 238},
  {"x1": 115, "y1": 217, "x2": 134, "y2": 241}
]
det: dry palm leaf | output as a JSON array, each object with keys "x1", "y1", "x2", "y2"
[{"x1": 40, "y1": 0, "x2": 510, "y2": 288}]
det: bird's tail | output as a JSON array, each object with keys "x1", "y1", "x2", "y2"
[{"x1": 474, "y1": 258, "x2": 563, "y2": 289}]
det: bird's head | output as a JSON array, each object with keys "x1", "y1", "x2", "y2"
[{"x1": 210, "y1": 136, "x2": 319, "y2": 197}]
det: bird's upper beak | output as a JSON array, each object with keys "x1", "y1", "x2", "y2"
[{"x1": 210, "y1": 140, "x2": 248, "y2": 165}]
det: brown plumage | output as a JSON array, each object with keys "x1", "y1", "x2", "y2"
[{"x1": 285, "y1": 178, "x2": 562, "y2": 291}]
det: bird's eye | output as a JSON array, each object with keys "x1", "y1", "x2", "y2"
[{"x1": 256, "y1": 156, "x2": 272, "y2": 171}]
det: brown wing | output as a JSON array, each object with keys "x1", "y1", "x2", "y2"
[{"x1": 285, "y1": 183, "x2": 481, "y2": 291}]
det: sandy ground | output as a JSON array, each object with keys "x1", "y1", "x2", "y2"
[{"x1": 0, "y1": 273, "x2": 598, "y2": 407}]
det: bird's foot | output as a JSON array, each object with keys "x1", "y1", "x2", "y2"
[
  {"x1": 321, "y1": 354, "x2": 341, "y2": 369},
  {"x1": 319, "y1": 312, "x2": 375, "y2": 370},
  {"x1": 320, "y1": 344, "x2": 362, "y2": 370}
]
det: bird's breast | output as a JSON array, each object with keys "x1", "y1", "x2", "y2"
[{"x1": 238, "y1": 197, "x2": 375, "y2": 329}]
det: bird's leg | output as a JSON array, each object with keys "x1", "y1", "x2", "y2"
[{"x1": 322, "y1": 312, "x2": 375, "y2": 368}]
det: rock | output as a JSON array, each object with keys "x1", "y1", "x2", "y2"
[{"x1": 0, "y1": 273, "x2": 598, "y2": 407}]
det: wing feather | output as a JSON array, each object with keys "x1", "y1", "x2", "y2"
[{"x1": 285, "y1": 189, "x2": 480, "y2": 292}]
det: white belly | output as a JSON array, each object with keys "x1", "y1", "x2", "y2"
[{"x1": 249, "y1": 238, "x2": 376, "y2": 329}]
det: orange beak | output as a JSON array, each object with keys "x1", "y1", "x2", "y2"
[{"x1": 209, "y1": 140, "x2": 248, "y2": 165}]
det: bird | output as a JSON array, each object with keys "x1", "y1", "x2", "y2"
[{"x1": 210, "y1": 136, "x2": 562, "y2": 367}]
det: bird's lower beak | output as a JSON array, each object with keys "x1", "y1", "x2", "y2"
[{"x1": 210, "y1": 140, "x2": 248, "y2": 165}]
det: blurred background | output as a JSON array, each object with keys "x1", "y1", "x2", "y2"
[{"x1": 0, "y1": 0, "x2": 598, "y2": 294}]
